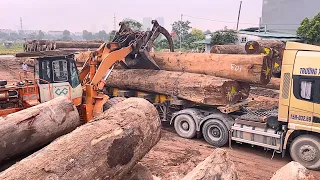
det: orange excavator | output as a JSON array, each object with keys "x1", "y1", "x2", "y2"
[{"x1": 0, "y1": 20, "x2": 174, "y2": 122}]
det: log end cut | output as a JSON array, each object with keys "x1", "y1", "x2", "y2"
[{"x1": 260, "y1": 56, "x2": 272, "y2": 85}]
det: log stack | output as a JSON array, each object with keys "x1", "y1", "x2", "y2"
[
  {"x1": 245, "y1": 40, "x2": 285, "y2": 76},
  {"x1": 0, "y1": 98, "x2": 161, "y2": 180},
  {"x1": 23, "y1": 40, "x2": 103, "y2": 52},
  {"x1": 210, "y1": 45, "x2": 246, "y2": 54},
  {"x1": 106, "y1": 69, "x2": 250, "y2": 106},
  {"x1": 150, "y1": 52, "x2": 272, "y2": 85}
]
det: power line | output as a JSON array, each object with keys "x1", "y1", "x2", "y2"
[{"x1": 183, "y1": 14, "x2": 301, "y2": 26}]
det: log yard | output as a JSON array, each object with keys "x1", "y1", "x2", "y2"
[{"x1": 1, "y1": 0, "x2": 320, "y2": 180}]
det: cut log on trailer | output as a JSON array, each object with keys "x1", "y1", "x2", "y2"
[
  {"x1": 0, "y1": 96, "x2": 81, "y2": 164},
  {"x1": 254, "y1": 78, "x2": 280, "y2": 90},
  {"x1": 245, "y1": 40, "x2": 285, "y2": 55},
  {"x1": 55, "y1": 41, "x2": 102, "y2": 49},
  {"x1": 107, "y1": 69, "x2": 246, "y2": 105},
  {"x1": 148, "y1": 52, "x2": 272, "y2": 85},
  {"x1": 0, "y1": 98, "x2": 161, "y2": 180},
  {"x1": 210, "y1": 45, "x2": 246, "y2": 54}
]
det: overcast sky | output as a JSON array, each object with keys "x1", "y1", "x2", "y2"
[{"x1": 0, "y1": 0, "x2": 263, "y2": 32}]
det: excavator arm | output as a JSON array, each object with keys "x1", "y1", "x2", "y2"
[
  {"x1": 79, "y1": 20, "x2": 174, "y2": 122},
  {"x1": 91, "y1": 44, "x2": 134, "y2": 88}
]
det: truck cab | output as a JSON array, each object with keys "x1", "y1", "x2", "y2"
[{"x1": 278, "y1": 42, "x2": 320, "y2": 169}]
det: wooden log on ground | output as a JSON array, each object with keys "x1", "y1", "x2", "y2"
[
  {"x1": 148, "y1": 52, "x2": 272, "y2": 85},
  {"x1": 0, "y1": 98, "x2": 161, "y2": 180},
  {"x1": 210, "y1": 45, "x2": 246, "y2": 54},
  {"x1": 0, "y1": 96, "x2": 81, "y2": 164},
  {"x1": 107, "y1": 69, "x2": 244, "y2": 105},
  {"x1": 122, "y1": 163, "x2": 154, "y2": 180},
  {"x1": 55, "y1": 41, "x2": 102, "y2": 49},
  {"x1": 181, "y1": 149, "x2": 239, "y2": 180},
  {"x1": 270, "y1": 161, "x2": 316, "y2": 180}
]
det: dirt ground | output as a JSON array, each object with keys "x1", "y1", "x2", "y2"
[
  {"x1": 0, "y1": 55, "x2": 319, "y2": 179},
  {"x1": 142, "y1": 128, "x2": 320, "y2": 180}
]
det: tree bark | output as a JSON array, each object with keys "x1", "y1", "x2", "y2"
[
  {"x1": 149, "y1": 52, "x2": 272, "y2": 85},
  {"x1": 270, "y1": 161, "x2": 316, "y2": 180},
  {"x1": 107, "y1": 69, "x2": 245, "y2": 105},
  {"x1": 122, "y1": 163, "x2": 155, "y2": 180},
  {"x1": 55, "y1": 41, "x2": 102, "y2": 49},
  {"x1": 245, "y1": 40, "x2": 285, "y2": 55},
  {"x1": 254, "y1": 78, "x2": 280, "y2": 90},
  {"x1": 210, "y1": 45, "x2": 246, "y2": 54},
  {"x1": 0, "y1": 98, "x2": 161, "y2": 180},
  {"x1": 0, "y1": 96, "x2": 81, "y2": 164},
  {"x1": 181, "y1": 149, "x2": 239, "y2": 180}
]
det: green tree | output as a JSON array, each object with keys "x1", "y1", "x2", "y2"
[
  {"x1": 171, "y1": 20, "x2": 192, "y2": 39},
  {"x1": 37, "y1": 30, "x2": 45, "y2": 40},
  {"x1": 82, "y1": 30, "x2": 93, "y2": 40},
  {"x1": 95, "y1": 30, "x2": 108, "y2": 41},
  {"x1": 108, "y1": 30, "x2": 117, "y2": 41},
  {"x1": 297, "y1": 13, "x2": 320, "y2": 44},
  {"x1": 211, "y1": 29, "x2": 238, "y2": 45},
  {"x1": 62, "y1": 30, "x2": 72, "y2": 41},
  {"x1": 122, "y1": 18, "x2": 142, "y2": 31},
  {"x1": 184, "y1": 28, "x2": 205, "y2": 50}
]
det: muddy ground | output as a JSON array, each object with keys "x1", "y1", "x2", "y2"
[{"x1": 0, "y1": 55, "x2": 319, "y2": 179}]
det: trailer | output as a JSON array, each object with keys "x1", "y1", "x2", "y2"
[{"x1": 105, "y1": 42, "x2": 320, "y2": 170}]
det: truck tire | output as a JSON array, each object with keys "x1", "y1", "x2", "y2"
[
  {"x1": 103, "y1": 97, "x2": 127, "y2": 111},
  {"x1": 174, "y1": 114, "x2": 196, "y2": 139},
  {"x1": 290, "y1": 134, "x2": 320, "y2": 170},
  {"x1": 202, "y1": 119, "x2": 228, "y2": 147}
]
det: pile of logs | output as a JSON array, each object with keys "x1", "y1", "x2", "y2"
[
  {"x1": 210, "y1": 40, "x2": 285, "y2": 77},
  {"x1": 0, "y1": 97, "x2": 242, "y2": 180},
  {"x1": 23, "y1": 40, "x2": 103, "y2": 52}
]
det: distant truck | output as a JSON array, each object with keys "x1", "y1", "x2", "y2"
[{"x1": 106, "y1": 42, "x2": 320, "y2": 170}]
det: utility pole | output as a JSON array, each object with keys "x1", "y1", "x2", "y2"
[
  {"x1": 20, "y1": 17, "x2": 23, "y2": 31},
  {"x1": 180, "y1": 14, "x2": 183, "y2": 51},
  {"x1": 113, "y1": 14, "x2": 116, "y2": 31},
  {"x1": 236, "y1": 1, "x2": 242, "y2": 31}
]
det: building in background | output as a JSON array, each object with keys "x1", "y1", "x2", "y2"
[
  {"x1": 155, "y1": 17, "x2": 164, "y2": 27},
  {"x1": 261, "y1": 0, "x2": 320, "y2": 34},
  {"x1": 143, "y1": 17, "x2": 152, "y2": 31}
]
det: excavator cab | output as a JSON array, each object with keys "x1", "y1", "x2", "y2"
[{"x1": 33, "y1": 54, "x2": 83, "y2": 106}]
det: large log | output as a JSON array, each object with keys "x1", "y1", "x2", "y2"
[
  {"x1": 210, "y1": 45, "x2": 246, "y2": 54},
  {"x1": 181, "y1": 149, "x2": 239, "y2": 180},
  {"x1": 0, "y1": 98, "x2": 161, "y2": 180},
  {"x1": 148, "y1": 52, "x2": 272, "y2": 85},
  {"x1": 107, "y1": 69, "x2": 244, "y2": 105},
  {"x1": 254, "y1": 78, "x2": 280, "y2": 90},
  {"x1": 0, "y1": 96, "x2": 81, "y2": 164},
  {"x1": 55, "y1": 41, "x2": 102, "y2": 49},
  {"x1": 245, "y1": 40, "x2": 285, "y2": 55},
  {"x1": 270, "y1": 161, "x2": 316, "y2": 180}
]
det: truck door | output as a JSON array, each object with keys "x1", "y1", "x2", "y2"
[
  {"x1": 312, "y1": 79, "x2": 320, "y2": 132},
  {"x1": 289, "y1": 52, "x2": 317, "y2": 131}
]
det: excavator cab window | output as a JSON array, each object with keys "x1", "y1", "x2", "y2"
[
  {"x1": 38, "y1": 57, "x2": 80, "y2": 88},
  {"x1": 52, "y1": 60, "x2": 68, "y2": 82},
  {"x1": 70, "y1": 61, "x2": 80, "y2": 88}
]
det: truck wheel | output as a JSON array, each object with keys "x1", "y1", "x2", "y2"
[
  {"x1": 202, "y1": 119, "x2": 228, "y2": 147},
  {"x1": 290, "y1": 135, "x2": 320, "y2": 170},
  {"x1": 174, "y1": 114, "x2": 196, "y2": 139},
  {"x1": 103, "y1": 97, "x2": 126, "y2": 111}
]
